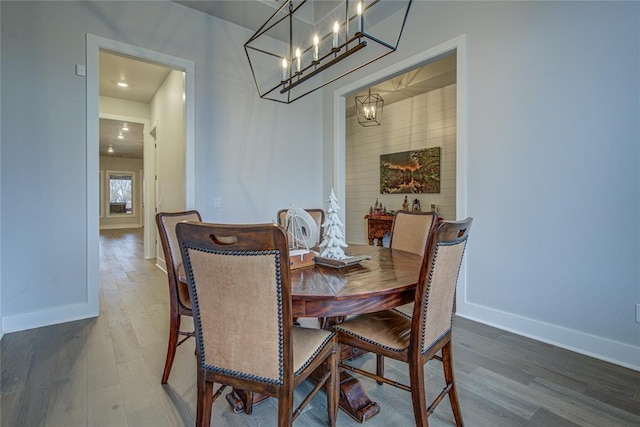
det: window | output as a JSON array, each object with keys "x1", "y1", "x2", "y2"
[{"x1": 108, "y1": 171, "x2": 134, "y2": 215}]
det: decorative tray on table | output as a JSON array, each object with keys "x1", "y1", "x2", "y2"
[{"x1": 314, "y1": 254, "x2": 372, "y2": 268}]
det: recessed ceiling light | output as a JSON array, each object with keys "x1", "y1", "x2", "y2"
[
  {"x1": 122, "y1": 123, "x2": 129, "y2": 131},
  {"x1": 117, "y1": 132, "x2": 124, "y2": 139},
  {"x1": 117, "y1": 82, "x2": 128, "y2": 88},
  {"x1": 108, "y1": 146, "x2": 114, "y2": 153}
]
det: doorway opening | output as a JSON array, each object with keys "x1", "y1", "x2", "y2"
[
  {"x1": 86, "y1": 34, "x2": 195, "y2": 316},
  {"x1": 344, "y1": 51, "x2": 457, "y2": 245},
  {"x1": 332, "y1": 34, "x2": 468, "y2": 304}
]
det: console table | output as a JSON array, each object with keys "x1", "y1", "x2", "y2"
[{"x1": 364, "y1": 214, "x2": 394, "y2": 246}]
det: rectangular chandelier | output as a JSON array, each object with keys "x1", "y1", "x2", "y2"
[{"x1": 244, "y1": 0, "x2": 412, "y2": 104}]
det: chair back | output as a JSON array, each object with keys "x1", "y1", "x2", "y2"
[
  {"x1": 412, "y1": 218, "x2": 472, "y2": 355},
  {"x1": 156, "y1": 210, "x2": 202, "y2": 309},
  {"x1": 176, "y1": 222, "x2": 293, "y2": 385},
  {"x1": 390, "y1": 210, "x2": 439, "y2": 256},
  {"x1": 277, "y1": 208, "x2": 325, "y2": 247}
]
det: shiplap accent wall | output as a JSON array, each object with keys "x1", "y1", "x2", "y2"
[{"x1": 345, "y1": 83, "x2": 457, "y2": 245}]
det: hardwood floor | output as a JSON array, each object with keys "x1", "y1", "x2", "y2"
[{"x1": 1, "y1": 228, "x2": 639, "y2": 426}]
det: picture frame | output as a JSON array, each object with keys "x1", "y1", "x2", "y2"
[{"x1": 380, "y1": 147, "x2": 441, "y2": 194}]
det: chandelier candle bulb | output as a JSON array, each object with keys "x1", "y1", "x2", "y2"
[
  {"x1": 313, "y1": 35, "x2": 319, "y2": 61},
  {"x1": 357, "y1": 2, "x2": 363, "y2": 33},
  {"x1": 281, "y1": 58, "x2": 288, "y2": 81},
  {"x1": 333, "y1": 21, "x2": 339, "y2": 48},
  {"x1": 295, "y1": 48, "x2": 301, "y2": 72}
]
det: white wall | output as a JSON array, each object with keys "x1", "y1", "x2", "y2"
[
  {"x1": 100, "y1": 96, "x2": 149, "y2": 119},
  {"x1": 151, "y1": 69, "x2": 185, "y2": 267},
  {"x1": 346, "y1": 83, "x2": 457, "y2": 244},
  {"x1": 323, "y1": 1, "x2": 640, "y2": 369},
  {"x1": 152, "y1": 70, "x2": 185, "y2": 214},
  {"x1": 99, "y1": 156, "x2": 144, "y2": 229},
  {"x1": 0, "y1": 1, "x2": 322, "y2": 333}
]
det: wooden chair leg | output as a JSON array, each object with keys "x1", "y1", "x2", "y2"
[
  {"x1": 196, "y1": 374, "x2": 214, "y2": 427},
  {"x1": 442, "y1": 342, "x2": 464, "y2": 426},
  {"x1": 245, "y1": 391, "x2": 254, "y2": 415},
  {"x1": 161, "y1": 311, "x2": 181, "y2": 384},
  {"x1": 326, "y1": 348, "x2": 338, "y2": 427},
  {"x1": 277, "y1": 389, "x2": 294, "y2": 427},
  {"x1": 376, "y1": 354, "x2": 385, "y2": 385},
  {"x1": 409, "y1": 359, "x2": 429, "y2": 427}
]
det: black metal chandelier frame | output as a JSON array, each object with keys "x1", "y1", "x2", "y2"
[
  {"x1": 244, "y1": 0, "x2": 412, "y2": 104},
  {"x1": 355, "y1": 88, "x2": 384, "y2": 126}
]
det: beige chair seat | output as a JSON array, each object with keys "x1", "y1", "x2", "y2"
[
  {"x1": 292, "y1": 327, "x2": 335, "y2": 374},
  {"x1": 332, "y1": 310, "x2": 411, "y2": 355}
]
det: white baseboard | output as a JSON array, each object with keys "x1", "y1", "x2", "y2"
[
  {"x1": 99, "y1": 224, "x2": 143, "y2": 230},
  {"x1": 156, "y1": 258, "x2": 167, "y2": 274},
  {"x1": 457, "y1": 301, "x2": 640, "y2": 372},
  {"x1": 1, "y1": 302, "x2": 98, "y2": 334}
]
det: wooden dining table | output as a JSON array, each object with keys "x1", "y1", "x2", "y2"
[{"x1": 223, "y1": 244, "x2": 423, "y2": 422}]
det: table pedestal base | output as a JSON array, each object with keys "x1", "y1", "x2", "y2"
[
  {"x1": 337, "y1": 370, "x2": 380, "y2": 422},
  {"x1": 225, "y1": 389, "x2": 269, "y2": 413},
  {"x1": 226, "y1": 372, "x2": 380, "y2": 423},
  {"x1": 226, "y1": 344, "x2": 380, "y2": 423}
]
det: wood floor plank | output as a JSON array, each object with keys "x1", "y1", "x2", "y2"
[
  {"x1": 458, "y1": 367, "x2": 540, "y2": 419},
  {"x1": 87, "y1": 383, "x2": 128, "y2": 427},
  {"x1": 528, "y1": 407, "x2": 582, "y2": 427},
  {"x1": 529, "y1": 376, "x2": 640, "y2": 426},
  {"x1": 86, "y1": 317, "x2": 119, "y2": 393},
  {"x1": 125, "y1": 401, "x2": 171, "y2": 427},
  {"x1": 44, "y1": 320, "x2": 89, "y2": 427},
  {"x1": 522, "y1": 363, "x2": 588, "y2": 394}
]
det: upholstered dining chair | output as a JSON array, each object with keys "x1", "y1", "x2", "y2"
[
  {"x1": 377, "y1": 210, "x2": 440, "y2": 379},
  {"x1": 390, "y1": 210, "x2": 439, "y2": 256},
  {"x1": 277, "y1": 208, "x2": 325, "y2": 248},
  {"x1": 176, "y1": 221, "x2": 339, "y2": 427},
  {"x1": 332, "y1": 218, "x2": 473, "y2": 427},
  {"x1": 155, "y1": 210, "x2": 202, "y2": 384}
]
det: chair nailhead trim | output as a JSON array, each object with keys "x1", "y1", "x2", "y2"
[
  {"x1": 421, "y1": 238, "x2": 467, "y2": 355},
  {"x1": 333, "y1": 326, "x2": 406, "y2": 353}
]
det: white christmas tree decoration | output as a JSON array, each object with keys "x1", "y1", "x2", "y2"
[{"x1": 319, "y1": 188, "x2": 348, "y2": 260}]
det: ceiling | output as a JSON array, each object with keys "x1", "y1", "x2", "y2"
[
  {"x1": 99, "y1": 51, "x2": 172, "y2": 159},
  {"x1": 99, "y1": 119, "x2": 144, "y2": 158},
  {"x1": 175, "y1": 1, "x2": 405, "y2": 43},
  {"x1": 346, "y1": 52, "x2": 456, "y2": 117}
]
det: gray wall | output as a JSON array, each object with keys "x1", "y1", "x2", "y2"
[{"x1": 322, "y1": 1, "x2": 639, "y2": 368}]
